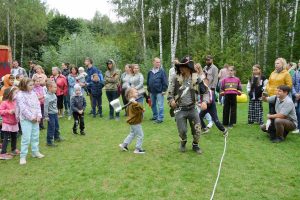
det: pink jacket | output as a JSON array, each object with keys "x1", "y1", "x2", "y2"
[
  {"x1": 33, "y1": 85, "x2": 45, "y2": 105},
  {"x1": 0, "y1": 100, "x2": 18, "y2": 125},
  {"x1": 50, "y1": 75, "x2": 68, "y2": 96}
]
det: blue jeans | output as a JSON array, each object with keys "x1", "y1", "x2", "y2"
[
  {"x1": 20, "y1": 120, "x2": 40, "y2": 159},
  {"x1": 296, "y1": 101, "x2": 300, "y2": 129},
  {"x1": 106, "y1": 91, "x2": 120, "y2": 118},
  {"x1": 92, "y1": 94, "x2": 102, "y2": 115},
  {"x1": 150, "y1": 93, "x2": 164, "y2": 121},
  {"x1": 47, "y1": 114, "x2": 60, "y2": 144}
]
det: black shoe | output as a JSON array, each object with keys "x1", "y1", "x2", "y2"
[
  {"x1": 272, "y1": 137, "x2": 284, "y2": 143},
  {"x1": 55, "y1": 137, "x2": 64, "y2": 142},
  {"x1": 80, "y1": 131, "x2": 86, "y2": 135},
  {"x1": 192, "y1": 143, "x2": 202, "y2": 154},
  {"x1": 47, "y1": 143, "x2": 57, "y2": 147},
  {"x1": 222, "y1": 128, "x2": 228, "y2": 136},
  {"x1": 179, "y1": 141, "x2": 187, "y2": 152},
  {"x1": 73, "y1": 129, "x2": 78, "y2": 134},
  {"x1": 153, "y1": 120, "x2": 163, "y2": 124},
  {"x1": 150, "y1": 117, "x2": 157, "y2": 121}
]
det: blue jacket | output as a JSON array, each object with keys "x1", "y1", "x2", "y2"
[
  {"x1": 86, "y1": 66, "x2": 103, "y2": 85},
  {"x1": 88, "y1": 80, "x2": 104, "y2": 96},
  {"x1": 292, "y1": 70, "x2": 300, "y2": 95},
  {"x1": 147, "y1": 68, "x2": 168, "y2": 94}
]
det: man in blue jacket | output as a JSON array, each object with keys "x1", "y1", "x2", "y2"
[
  {"x1": 147, "y1": 57, "x2": 168, "y2": 123},
  {"x1": 84, "y1": 57, "x2": 103, "y2": 114}
]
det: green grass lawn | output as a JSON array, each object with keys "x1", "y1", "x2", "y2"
[{"x1": 1, "y1": 96, "x2": 300, "y2": 200}]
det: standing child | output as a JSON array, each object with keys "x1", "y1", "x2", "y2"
[
  {"x1": 247, "y1": 64, "x2": 267, "y2": 125},
  {"x1": 16, "y1": 78, "x2": 44, "y2": 165},
  {"x1": 119, "y1": 88, "x2": 145, "y2": 154},
  {"x1": 71, "y1": 85, "x2": 86, "y2": 135},
  {"x1": 0, "y1": 87, "x2": 19, "y2": 160},
  {"x1": 33, "y1": 78, "x2": 46, "y2": 130},
  {"x1": 44, "y1": 81, "x2": 63, "y2": 147},
  {"x1": 88, "y1": 74, "x2": 104, "y2": 118},
  {"x1": 220, "y1": 66, "x2": 242, "y2": 128}
]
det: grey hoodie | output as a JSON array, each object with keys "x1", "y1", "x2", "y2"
[
  {"x1": 104, "y1": 59, "x2": 121, "y2": 91},
  {"x1": 44, "y1": 92, "x2": 58, "y2": 118}
]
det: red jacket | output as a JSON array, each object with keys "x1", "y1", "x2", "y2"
[
  {"x1": 50, "y1": 75, "x2": 68, "y2": 96},
  {"x1": 0, "y1": 100, "x2": 18, "y2": 125}
]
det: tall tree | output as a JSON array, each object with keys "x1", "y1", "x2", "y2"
[
  {"x1": 171, "y1": 0, "x2": 180, "y2": 67},
  {"x1": 290, "y1": 0, "x2": 299, "y2": 61},
  {"x1": 158, "y1": 0, "x2": 163, "y2": 64},
  {"x1": 263, "y1": 0, "x2": 270, "y2": 69},
  {"x1": 206, "y1": 0, "x2": 211, "y2": 50},
  {"x1": 141, "y1": 0, "x2": 146, "y2": 62},
  {"x1": 220, "y1": 0, "x2": 224, "y2": 53}
]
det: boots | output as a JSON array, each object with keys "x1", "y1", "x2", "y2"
[
  {"x1": 179, "y1": 141, "x2": 187, "y2": 152},
  {"x1": 192, "y1": 143, "x2": 202, "y2": 154}
]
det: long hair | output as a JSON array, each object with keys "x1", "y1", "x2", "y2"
[{"x1": 250, "y1": 64, "x2": 262, "y2": 87}]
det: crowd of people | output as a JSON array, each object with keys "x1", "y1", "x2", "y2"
[{"x1": 0, "y1": 56, "x2": 299, "y2": 164}]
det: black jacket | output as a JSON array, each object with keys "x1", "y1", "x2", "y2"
[
  {"x1": 71, "y1": 95, "x2": 86, "y2": 112},
  {"x1": 88, "y1": 80, "x2": 104, "y2": 96}
]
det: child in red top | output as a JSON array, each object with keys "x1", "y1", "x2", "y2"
[
  {"x1": 0, "y1": 87, "x2": 19, "y2": 160},
  {"x1": 33, "y1": 78, "x2": 46, "y2": 130},
  {"x1": 220, "y1": 66, "x2": 242, "y2": 128}
]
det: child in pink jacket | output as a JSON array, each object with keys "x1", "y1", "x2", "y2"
[{"x1": 0, "y1": 86, "x2": 19, "y2": 160}]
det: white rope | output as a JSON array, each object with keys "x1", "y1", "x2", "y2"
[{"x1": 210, "y1": 133, "x2": 228, "y2": 200}]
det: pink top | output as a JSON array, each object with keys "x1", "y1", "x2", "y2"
[
  {"x1": 0, "y1": 100, "x2": 19, "y2": 132},
  {"x1": 16, "y1": 91, "x2": 42, "y2": 121},
  {"x1": 33, "y1": 85, "x2": 45, "y2": 105},
  {"x1": 50, "y1": 75, "x2": 68, "y2": 96}
]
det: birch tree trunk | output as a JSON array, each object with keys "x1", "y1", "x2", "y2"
[
  {"x1": 256, "y1": 0, "x2": 261, "y2": 64},
  {"x1": 171, "y1": 0, "x2": 180, "y2": 67},
  {"x1": 220, "y1": 0, "x2": 224, "y2": 53},
  {"x1": 13, "y1": 22, "x2": 16, "y2": 60},
  {"x1": 275, "y1": 0, "x2": 280, "y2": 58},
  {"x1": 290, "y1": 0, "x2": 299, "y2": 61},
  {"x1": 7, "y1": 6, "x2": 10, "y2": 47},
  {"x1": 158, "y1": 0, "x2": 163, "y2": 64},
  {"x1": 263, "y1": 0, "x2": 270, "y2": 70},
  {"x1": 21, "y1": 31, "x2": 24, "y2": 67},
  {"x1": 206, "y1": 0, "x2": 211, "y2": 50},
  {"x1": 225, "y1": 0, "x2": 229, "y2": 44},
  {"x1": 141, "y1": 0, "x2": 146, "y2": 62}
]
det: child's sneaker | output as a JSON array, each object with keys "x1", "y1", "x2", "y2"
[
  {"x1": 0, "y1": 153, "x2": 13, "y2": 160},
  {"x1": 207, "y1": 122, "x2": 214, "y2": 129},
  {"x1": 20, "y1": 158, "x2": 26, "y2": 165},
  {"x1": 32, "y1": 152, "x2": 45, "y2": 158},
  {"x1": 134, "y1": 149, "x2": 145, "y2": 154},
  {"x1": 192, "y1": 143, "x2": 202, "y2": 154},
  {"x1": 80, "y1": 131, "x2": 86, "y2": 135},
  {"x1": 11, "y1": 149, "x2": 20, "y2": 156},
  {"x1": 119, "y1": 144, "x2": 128, "y2": 151}
]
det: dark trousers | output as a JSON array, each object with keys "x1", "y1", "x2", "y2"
[
  {"x1": 64, "y1": 95, "x2": 70, "y2": 111},
  {"x1": 1, "y1": 131, "x2": 17, "y2": 154},
  {"x1": 223, "y1": 94, "x2": 237, "y2": 126},
  {"x1": 106, "y1": 91, "x2": 120, "y2": 118},
  {"x1": 39, "y1": 104, "x2": 44, "y2": 128},
  {"x1": 47, "y1": 114, "x2": 60, "y2": 144},
  {"x1": 73, "y1": 112, "x2": 85, "y2": 131},
  {"x1": 200, "y1": 102, "x2": 225, "y2": 132},
  {"x1": 121, "y1": 89, "x2": 129, "y2": 106},
  {"x1": 92, "y1": 94, "x2": 102, "y2": 115}
]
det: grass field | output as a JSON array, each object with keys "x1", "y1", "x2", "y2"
[{"x1": 0, "y1": 95, "x2": 300, "y2": 200}]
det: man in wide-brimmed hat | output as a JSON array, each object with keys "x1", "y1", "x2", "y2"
[{"x1": 167, "y1": 56, "x2": 209, "y2": 154}]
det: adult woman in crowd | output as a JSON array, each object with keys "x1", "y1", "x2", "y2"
[
  {"x1": 68, "y1": 65, "x2": 79, "y2": 97},
  {"x1": 129, "y1": 64, "x2": 145, "y2": 104},
  {"x1": 104, "y1": 59, "x2": 121, "y2": 120},
  {"x1": 265, "y1": 58, "x2": 292, "y2": 113},
  {"x1": 120, "y1": 64, "x2": 132, "y2": 107},
  {"x1": 50, "y1": 67, "x2": 68, "y2": 118},
  {"x1": 32, "y1": 65, "x2": 47, "y2": 86}
]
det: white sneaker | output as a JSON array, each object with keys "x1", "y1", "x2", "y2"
[
  {"x1": 32, "y1": 152, "x2": 45, "y2": 158},
  {"x1": 207, "y1": 122, "x2": 214, "y2": 129},
  {"x1": 134, "y1": 149, "x2": 145, "y2": 154},
  {"x1": 292, "y1": 129, "x2": 299, "y2": 134},
  {"x1": 119, "y1": 144, "x2": 128, "y2": 151},
  {"x1": 20, "y1": 158, "x2": 26, "y2": 165}
]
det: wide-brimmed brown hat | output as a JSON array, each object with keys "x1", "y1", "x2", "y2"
[{"x1": 175, "y1": 56, "x2": 195, "y2": 72}]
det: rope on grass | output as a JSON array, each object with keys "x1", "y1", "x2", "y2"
[{"x1": 209, "y1": 133, "x2": 228, "y2": 200}]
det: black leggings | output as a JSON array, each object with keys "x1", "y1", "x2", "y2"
[{"x1": 1, "y1": 131, "x2": 17, "y2": 154}]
